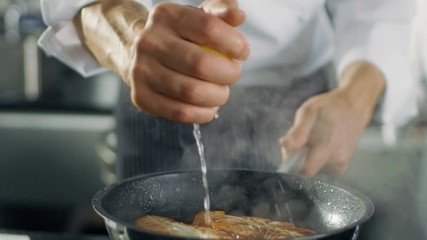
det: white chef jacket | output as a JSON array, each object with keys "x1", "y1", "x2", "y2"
[
  {"x1": 38, "y1": 0, "x2": 420, "y2": 130},
  {"x1": 414, "y1": 0, "x2": 427, "y2": 82}
]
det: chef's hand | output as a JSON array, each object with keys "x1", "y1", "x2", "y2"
[
  {"x1": 75, "y1": 0, "x2": 249, "y2": 123},
  {"x1": 130, "y1": 1, "x2": 248, "y2": 123},
  {"x1": 280, "y1": 62, "x2": 385, "y2": 176}
]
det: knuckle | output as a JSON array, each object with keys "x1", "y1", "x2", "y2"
[
  {"x1": 135, "y1": 32, "x2": 157, "y2": 52},
  {"x1": 188, "y1": 51, "x2": 209, "y2": 76},
  {"x1": 335, "y1": 158, "x2": 347, "y2": 167},
  {"x1": 324, "y1": 160, "x2": 348, "y2": 176},
  {"x1": 130, "y1": 89, "x2": 145, "y2": 110},
  {"x1": 129, "y1": 65, "x2": 150, "y2": 87},
  {"x1": 329, "y1": 149, "x2": 349, "y2": 166},
  {"x1": 129, "y1": 63, "x2": 141, "y2": 80},
  {"x1": 281, "y1": 137, "x2": 294, "y2": 150},
  {"x1": 300, "y1": 166, "x2": 316, "y2": 176},
  {"x1": 217, "y1": 86, "x2": 230, "y2": 105},
  {"x1": 179, "y1": 84, "x2": 201, "y2": 103},
  {"x1": 335, "y1": 155, "x2": 349, "y2": 166},
  {"x1": 300, "y1": 102, "x2": 317, "y2": 116},
  {"x1": 200, "y1": 15, "x2": 221, "y2": 38},
  {"x1": 150, "y1": 3, "x2": 172, "y2": 22},
  {"x1": 170, "y1": 108, "x2": 192, "y2": 123},
  {"x1": 125, "y1": 45, "x2": 143, "y2": 81}
]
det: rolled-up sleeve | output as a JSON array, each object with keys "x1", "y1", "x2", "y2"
[
  {"x1": 38, "y1": 0, "x2": 108, "y2": 77},
  {"x1": 327, "y1": 0, "x2": 421, "y2": 128},
  {"x1": 38, "y1": 0, "x2": 152, "y2": 77}
]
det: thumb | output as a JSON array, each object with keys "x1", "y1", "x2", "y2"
[
  {"x1": 199, "y1": 0, "x2": 245, "y2": 26},
  {"x1": 279, "y1": 105, "x2": 318, "y2": 156}
]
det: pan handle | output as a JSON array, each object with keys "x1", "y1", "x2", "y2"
[
  {"x1": 351, "y1": 225, "x2": 361, "y2": 240},
  {"x1": 277, "y1": 147, "x2": 308, "y2": 174},
  {"x1": 104, "y1": 218, "x2": 129, "y2": 240}
]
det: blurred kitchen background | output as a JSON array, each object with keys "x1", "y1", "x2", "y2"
[
  {"x1": 0, "y1": 0, "x2": 119, "y2": 236},
  {"x1": 0, "y1": 0, "x2": 426, "y2": 239}
]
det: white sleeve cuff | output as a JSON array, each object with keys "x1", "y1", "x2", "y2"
[
  {"x1": 38, "y1": 0, "x2": 109, "y2": 77},
  {"x1": 38, "y1": 23, "x2": 109, "y2": 78},
  {"x1": 41, "y1": 0, "x2": 98, "y2": 26}
]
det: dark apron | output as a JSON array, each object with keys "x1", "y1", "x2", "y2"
[{"x1": 114, "y1": 65, "x2": 334, "y2": 180}]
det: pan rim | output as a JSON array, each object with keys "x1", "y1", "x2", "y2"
[{"x1": 92, "y1": 169, "x2": 374, "y2": 240}]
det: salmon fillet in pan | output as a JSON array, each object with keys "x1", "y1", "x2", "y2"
[
  {"x1": 135, "y1": 215, "x2": 233, "y2": 239},
  {"x1": 135, "y1": 211, "x2": 315, "y2": 239},
  {"x1": 193, "y1": 211, "x2": 315, "y2": 239}
]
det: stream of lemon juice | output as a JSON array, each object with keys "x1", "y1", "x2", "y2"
[
  {"x1": 193, "y1": 123, "x2": 211, "y2": 224},
  {"x1": 193, "y1": 47, "x2": 227, "y2": 224},
  {"x1": 194, "y1": 47, "x2": 227, "y2": 224}
]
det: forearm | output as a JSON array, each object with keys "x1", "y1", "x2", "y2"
[
  {"x1": 338, "y1": 61, "x2": 386, "y2": 125},
  {"x1": 73, "y1": 0, "x2": 149, "y2": 80}
]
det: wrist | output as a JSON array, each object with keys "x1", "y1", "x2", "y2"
[
  {"x1": 73, "y1": 0, "x2": 149, "y2": 80},
  {"x1": 338, "y1": 61, "x2": 386, "y2": 122}
]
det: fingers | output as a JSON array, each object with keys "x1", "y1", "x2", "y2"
[
  {"x1": 169, "y1": 4, "x2": 249, "y2": 60},
  {"x1": 199, "y1": 0, "x2": 245, "y2": 26},
  {"x1": 279, "y1": 98, "x2": 352, "y2": 176},
  {"x1": 301, "y1": 146, "x2": 350, "y2": 176},
  {"x1": 154, "y1": 36, "x2": 242, "y2": 85},
  {"x1": 141, "y1": 59, "x2": 230, "y2": 107},
  {"x1": 280, "y1": 103, "x2": 319, "y2": 153},
  {"x1": 131, "y1": 75, "x2": 219, "y2": 123},
  {"x1": 128, "y1": 2, "x2": 249, "y2": 123},
  {"x1": 280, "y1": 136, "x2": 350, "y2": 176},
  {"x1": 281, "y1": 139, "x2": 350, "y2": 176},
  {"x1": 141, "y1": 3, "x2": 246, "y2": 84},
  {"x1": 299, "y1": 144, "x2": 329, "y2": 176}
]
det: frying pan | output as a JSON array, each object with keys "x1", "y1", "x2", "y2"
[{"x1": 92, "y1": 170, "x2": 374, "y2": 240}]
